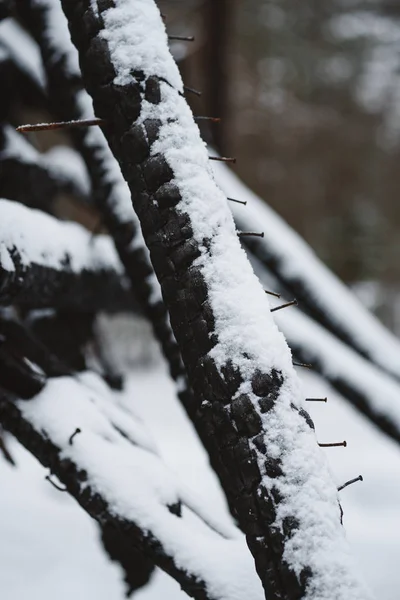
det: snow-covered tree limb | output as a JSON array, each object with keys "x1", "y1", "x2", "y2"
[
  {"x1": 0, "y1": 125, "x2": 90, "y2": 209},
  {"x1": 59, "y1": 1, "x2": 370, "y2": 598},
  {"x1": 0, "y1": 374, "x2": 263, "y2": 600},
  {"x1": 0, "y1": 198, "x2": 134, "y2": 312}
]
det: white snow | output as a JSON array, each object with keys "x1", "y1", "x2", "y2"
[
  {"x1": 0, "y1": 198, "x2": 123, "y2": 275},
  {"x1": 42, "y1": 146, "x2": 91, "y2": 197}
]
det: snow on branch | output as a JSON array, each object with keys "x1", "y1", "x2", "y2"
[
  {"x1": 60, "y1": 1, "x2": 371, "y2": 598},
  {"x1": 0, "y1": 374, "x2": 263, "y2": 600},
  {"x1": 213, "y1": 161, "x2": 400, "y2": 385},
  {"x1": 0, "y1": 125, "x2": 90, "y2": 209},
  {"x1": 0, "y1": 198, "x2": 133, "y2": 311}
]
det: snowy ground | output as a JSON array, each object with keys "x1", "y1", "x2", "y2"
[{"x1": 1, "y1": 362, "x2": 399, "y2": 599}]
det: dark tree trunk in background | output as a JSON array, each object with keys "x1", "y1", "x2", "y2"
[{"x1": 203, "y1": 0, "x2": 232, "y2": 154}]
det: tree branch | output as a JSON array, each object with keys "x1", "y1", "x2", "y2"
[
  {"x1": 0, "y1": 375, "x2": 262, "y2": 600},
  {"x1": 0, "y1": 198, "x2": 134, "y2": 312}
]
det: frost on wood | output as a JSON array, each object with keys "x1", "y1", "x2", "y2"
[
  {"x1": 0, "y1": 374, "x2": 264, "y2": 600},
  {"x1": 0, "y1": 198, "x2": 133, "y2": 311},
  {"x1": 60, "y1": 1, "x2": 371, "y2": 598}
]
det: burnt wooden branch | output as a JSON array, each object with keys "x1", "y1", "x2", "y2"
[
  {"x1": 59, "y1": 2, "x2": 366, "y2": 599},
  {"x1": 0, "y1": 199, "x2": 134, "y2": 312},
  {"x1": 0, "y1": 425, "x2": 15, "y2": 465},
  {"x1": 0, "y1": 377, "x2": 258, "y2": 600},
  {"x1": 0, "y1": 127, "x2": 88, "y2": 211},
  {"x1": 101, "y1": 527, "x2": 154, "y2": 596}
]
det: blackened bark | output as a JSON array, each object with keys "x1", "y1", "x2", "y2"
[
  {"x1": 101, "y1": 526, "x2": 154, "y2": 596},
  {"x1": 0, "y1": 202, "x2": 134, "y2": 312}
]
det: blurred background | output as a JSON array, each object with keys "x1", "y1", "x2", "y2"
[{"x1": 162, "y1": 0, "x2": 400, "y2": 333}]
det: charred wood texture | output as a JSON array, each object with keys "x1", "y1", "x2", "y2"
[
  {"x1": 0, "y1": 200, "x2": 134, "y2": 312},
  {"x1": 101, "y1": 526, "x2": 154, "y2": 596},
  {"x1": 59, "y1": 2, "x2": 367, "y2": 599}
]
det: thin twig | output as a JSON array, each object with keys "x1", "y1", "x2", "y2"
[
  {"x1": 338, "y1": 475, "x2": 363, "y2": 492},
  {"x1": 271, "y1": 300, "x2": 298, "y2": 313},
  {"x1": 238, "y1": 231, "x2": 264, "y2": 238},
  {"x1": 227, "y1": 197, "x2": 247, "y2": 206},
  {"x1": 318, "y1": 441, "x2": 347, "y2": 448},
  {"x1": 69, "y1": 427, "x2": 81, "y2": 445},
  {"x1": 209, "y1": 156, "x2": 236, "y2": 164},
  {"x1": 169, "y1": 35, "x2": 195, "y2": 42},
  {"x1": 306, "y1": 398, "x2": 328, "y2": 403},
  {"x1": 46, "y1": 474, "x2": 67, "y2": 492},
  {"x1": 17, "y1": 118, "x2": 105, "y2": 133},
  {"x1": 194, "y1": 116, "x2": 221, "y2": 123}
]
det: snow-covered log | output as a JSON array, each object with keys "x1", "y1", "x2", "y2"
[
  {"x1": 18, "y1": 0, "x2": 195, "y2": 424},
  {"x1": 0, "y1": 198, "x2": 134, "y2": 311},
  {"x1": 213, "y1": 161, "x2": 400, "y2": 384},
  {"x1": 0, "y1": 125, "x2": 89, "y2": 209},
  {"x1": 0, "y1": 373, "x2": 264, "y2": 600},
  {"x1": 59, "y1": 1, "x2": 370, "y2": 598}
]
